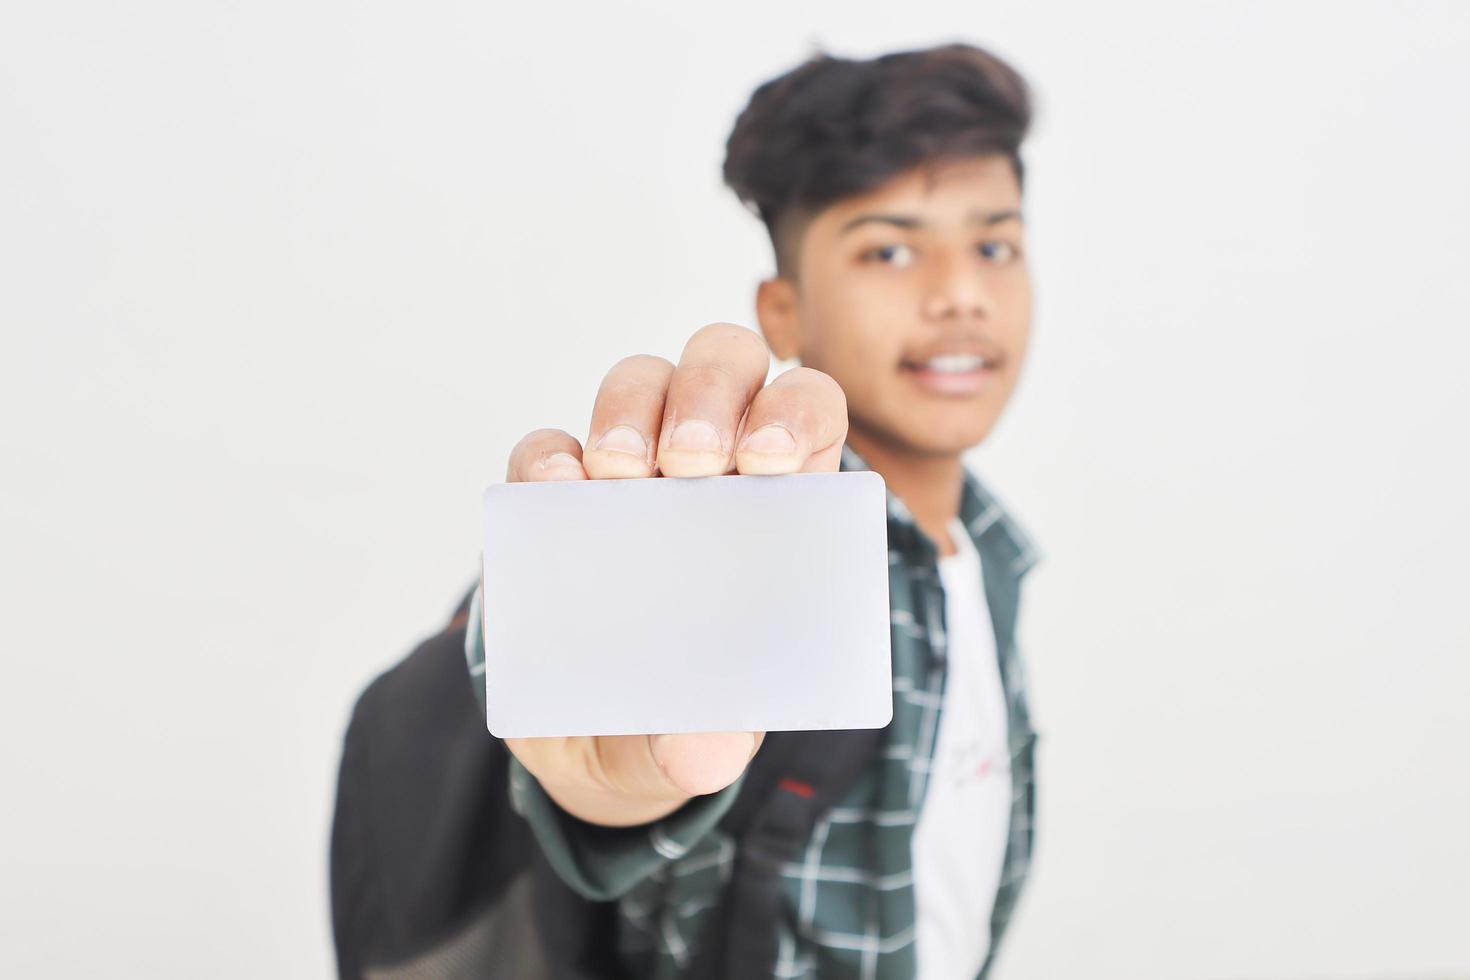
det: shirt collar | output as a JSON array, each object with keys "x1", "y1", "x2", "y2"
[{"x1": 839, "y1": 442, "x2": 1040, "y2": 577}]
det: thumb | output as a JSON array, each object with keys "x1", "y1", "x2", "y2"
[{"x1": 646, "y1": 731, "x2": 764, "y2": 797}]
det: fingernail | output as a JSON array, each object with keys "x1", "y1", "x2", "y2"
[
  {"x1": 540, "y1": 452, "x2": 582, "y2": 471},
  {"x1": 593, "y1": 424, "x2": 648, "y2": 459},
  {"x1": 739, "y1": 424, "x2": 797, "y2": 455},
  {"x1": 667, "y1": 419, "x2": 723, "y2": 454}
]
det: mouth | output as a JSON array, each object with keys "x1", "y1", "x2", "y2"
[{"x1": 898, "y1": 352, "x2": 1001, "y2": 396}]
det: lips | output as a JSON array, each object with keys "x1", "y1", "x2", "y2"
[
  {"x1": 919, "y1": 353, "x2": 989, "y2": 373},
  {"x1": 899, "y1": 347, "x2": 1004, "y2": 396}
]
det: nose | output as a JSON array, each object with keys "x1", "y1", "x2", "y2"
[{"x1": 921, "y1": 247, "x2": 992, "y2": 322}]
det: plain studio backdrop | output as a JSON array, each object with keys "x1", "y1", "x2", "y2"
[{"x1": 2, "y1": 1, "x2": 1468, "y2": 977}]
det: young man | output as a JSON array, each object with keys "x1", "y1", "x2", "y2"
[{"x1": 332, "y1": 43, "x2": 1039, "y2": 980}]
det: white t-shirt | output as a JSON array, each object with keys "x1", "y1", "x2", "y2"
[{"x1": 911, "y1": 518, "x2": 1013, "y2": 980}]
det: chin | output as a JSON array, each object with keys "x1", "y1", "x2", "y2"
[
  {"x1": 918, "y1": 434, "x2": 990, "y2": 456},
  {"x1": 890, "y1": 421, "x2": 996, "y2": 457},
  {"x1": 906, "y1": 408, "x2": 1001, "y2": 455},
  {"x1": 851, "y1": 398, "x2": 1003, "y2": 458}
]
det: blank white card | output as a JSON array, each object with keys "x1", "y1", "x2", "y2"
[{"x1": 481, "y1": 471, "x2": 893, "y2": 738}]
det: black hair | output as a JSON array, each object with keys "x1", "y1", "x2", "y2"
[{"x1": 724, "y1": 43, "x2": 1033, "y2": 275}]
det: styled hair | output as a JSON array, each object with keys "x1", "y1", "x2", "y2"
[{"x1": 723, "y1": 43, "x2": 1033, "y2": 275}]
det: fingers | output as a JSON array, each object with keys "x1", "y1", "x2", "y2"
[
  {"x1": 583, "y1": 355, "x2": 675, "y2": 479},
  {"x1": 656, "y1": 323, "x2": 772, "y2": 478},
  {"x1": 735, "y1": 366, "x2": 849, "y2": 475},
  {"x1": 578, "y1": 326, "x2": 846, "y2": 480},
  {"x1": 506, "y1": 429, "x2": 588, "y2": 483}
]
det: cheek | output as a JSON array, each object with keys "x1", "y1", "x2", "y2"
[
  {"x1": 800, "y1": 272, "x2": 906, "y2": 377},
  {"x1": 992, "y1": 273, "x2": 1034, "y2": 351},
  {"x1": 829, "y1": 323, "x2": 902, "y2": 390}
]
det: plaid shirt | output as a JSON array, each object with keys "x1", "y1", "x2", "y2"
[{"x1": 466, "y1": 444, "x2": 1039, "y2": 978}]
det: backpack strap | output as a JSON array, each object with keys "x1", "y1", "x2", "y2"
[
  {"x1": 692, "y1": 725, "x2": 884, "y2": 978},
  {"x1": 446, "y1": 585, "x2": 475, "y2": 632}
]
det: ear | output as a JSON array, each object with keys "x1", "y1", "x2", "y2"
[{"x1": 755, "y1": 276, "x2": 801, "y2": 362}]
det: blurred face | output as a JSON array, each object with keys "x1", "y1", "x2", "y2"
[{"x1": 761, "y1": 154, "x2": 1032, "y2": 458}]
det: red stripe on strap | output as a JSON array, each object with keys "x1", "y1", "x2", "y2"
[{"x1": 778, "y1": 777, "x2": 815, "y2": 798}]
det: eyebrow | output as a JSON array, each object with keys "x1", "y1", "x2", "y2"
[{"x1": 839, "y1": 208, "x2": 1024, "y2": 234}]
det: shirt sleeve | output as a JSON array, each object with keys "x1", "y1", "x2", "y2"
[{"x1": 465, "y1": 578, "x2": 745, "y2": 902}]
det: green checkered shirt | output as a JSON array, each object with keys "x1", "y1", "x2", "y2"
[{"x1": 466, "y1": 444, "x2": 1039, "y2": 978}]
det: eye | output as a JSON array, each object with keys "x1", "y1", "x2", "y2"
[
  {"x1": 978, "y1": 240, "x2": 1019, "y2": 264},
  {"x1": 861, "y1": 243, "x2": 916, "y2": 268}
]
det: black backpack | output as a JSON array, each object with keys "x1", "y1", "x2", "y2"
[{"x1": 330, "y1": 590, "x2": 884, "y2": 979}]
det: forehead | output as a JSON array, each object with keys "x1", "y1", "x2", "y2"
[{"x1": 813, "y1": 154, "x2": 1022, "y2": 232}]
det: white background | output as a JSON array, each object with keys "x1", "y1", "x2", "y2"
[{"x1": 3, "y1": 1, "x2": 1468, "y2": 977}]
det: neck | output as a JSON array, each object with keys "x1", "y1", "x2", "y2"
[{"x1": 845, "y1": 426, "x2": 966, "y2": 557}]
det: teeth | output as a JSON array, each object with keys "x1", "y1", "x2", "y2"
[{"x1": 925, "y1": 354, "x2": 987, "y2": 373}]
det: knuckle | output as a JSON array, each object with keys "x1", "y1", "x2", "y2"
[
  {"x1": 785, "y1": 365, "x2": 840, "y2": 392},
  {"x1": 596, "y1": 357, "x2": 674, "y2": 413},
  {"x1": 598, "y1": 377, "x2": 667, "y2": 407},
  {"x1": 793, "y1": 368, "x2": 848, "y2": 415},
  {"x1": 774, "y1": 368, "x2": 845, "y2": 410},
  {"x1": 512, "y1": 427, "x2": 574, "y2": 455},
  {"x1": 611, "y1": 353, "x2": 674, "y2": 375},
  {"x1": 691, "y1": 321, "x2": 753, "y2": 344},
  {"x1": 675, "y1": 361, "x2": 741, "y2": 392},
  {"x1": 508, "y1": 429, "x2": 581, "y2": 478},
  {"x1": 689, "y1": 322, "x2": 767, "y2": 358}
]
